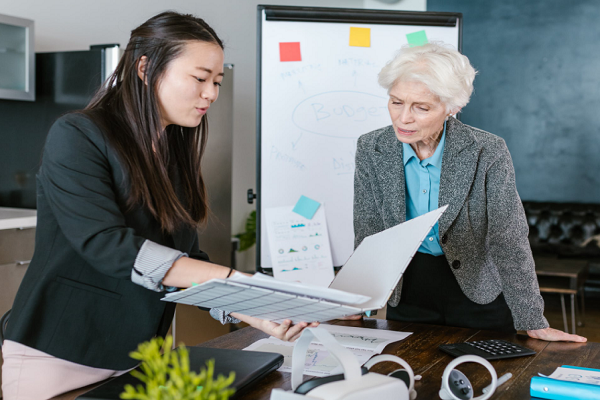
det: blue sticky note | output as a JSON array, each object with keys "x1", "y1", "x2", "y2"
[{"x1": 292, "y1": 195, "x2": 321, "y2": 219}]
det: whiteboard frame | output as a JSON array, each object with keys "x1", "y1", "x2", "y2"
[{"x1": 256, "y1": 5, "x2": 463, "y2": 273}]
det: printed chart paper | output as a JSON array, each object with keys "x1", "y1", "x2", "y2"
[
  {"x1": 265, "y1": 205, "x2": 334, "y2": 286},
  {"x1": 244, "y1": 324, "x2": 412, "y2": 377}
]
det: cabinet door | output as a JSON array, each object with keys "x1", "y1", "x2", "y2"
[
  {"x1": 0, "y1": 261, "x2": 29, "y2": 318},
  {"x1": 0, "y1": 227, "x2": 35, "y2": 265},
  {"x1": 0, "y1": 14, "x2": 35, "y2": 101}
]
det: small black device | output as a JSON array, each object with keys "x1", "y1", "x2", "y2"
[
  {"x1": 439, "y1": 339, "x2": 536, "y2": 360},
  {"x1": 294, "y1": 366, "x2": 369, "y2": 394}
]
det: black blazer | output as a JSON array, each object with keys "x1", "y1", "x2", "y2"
[{"x1": 6, "y1": 113, "x2": 209, "y2": 370}]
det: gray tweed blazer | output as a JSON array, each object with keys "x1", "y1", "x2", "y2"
[{"x1": 353, "y1": 117, "x2": 549, "y2": 331}]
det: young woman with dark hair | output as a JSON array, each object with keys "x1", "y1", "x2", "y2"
[{"x1": 1, "y1": 11, "x2": 315, "y2": 399}]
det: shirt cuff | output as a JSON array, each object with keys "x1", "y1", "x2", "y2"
[
  {"x1": 131, "y1": 240, "x2": 186, "y2": 292},
  {"x1": 209, "y1": 308, "x2": 241, "y2": 325}
]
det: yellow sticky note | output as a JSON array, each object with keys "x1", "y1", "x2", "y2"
[{"x1": 349, "y1": 27, "x2": 371, "y2": 47}]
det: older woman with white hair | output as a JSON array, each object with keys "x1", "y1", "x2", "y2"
[{"x1": 352, "y1": 43, "x2": 585, "y2": 341}]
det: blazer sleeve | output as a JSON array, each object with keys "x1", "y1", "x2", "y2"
[
  {"x1": 353, "y1": 135, "x2": 385, "y2": 248},
  {"x1": 485, "y1": 141, "x2": 549, "y2": 330},
  {"x1": 40, "y1": 115, "x2": 180, "y2": 291}
]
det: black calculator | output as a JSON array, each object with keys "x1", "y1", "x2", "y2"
[{"x1": 439, "y1": 339, "x2": 536, "y2": 360}]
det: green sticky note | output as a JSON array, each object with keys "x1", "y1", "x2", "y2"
[
  {"x1": 406, "y1": 30, "x2": 428, "y2": 47},
  {"x1": 192, "y1": 282, "x2": 199, "y2": 287},
  {"x1": 292, "y1": 195, "x2": 321, "y2": 219}
]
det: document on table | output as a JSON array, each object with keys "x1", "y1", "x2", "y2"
[
  {"x1": 161, "y1": 206, "x2": 447, "y2": 323},
  {"x1": 547, "y1": 367, "x2": 600, "y2": 385},
  {"x1": 243, "y1": 324, "x2": 412, "y2": 377}
]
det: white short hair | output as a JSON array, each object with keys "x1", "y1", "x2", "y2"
[{"x1": 378, "y1": 42, "x2": 477, "y2": 112}]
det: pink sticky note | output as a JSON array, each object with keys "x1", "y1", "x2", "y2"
[{"x1": 279, "y1": 42, "x2": 302, "y2": 62}]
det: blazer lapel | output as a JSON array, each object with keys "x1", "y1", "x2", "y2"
[
  {"x1": 371, "y1": 126, "x2": 406, "y2": 227},
  {"x1": 438, "y1": 117, "x2": 480, "y2": 236}
]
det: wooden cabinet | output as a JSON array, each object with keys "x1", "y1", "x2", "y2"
[{"x1": 0, "y1": 208, "x2": 36, "y2": 398}]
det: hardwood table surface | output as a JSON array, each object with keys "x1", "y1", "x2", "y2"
[{"x1": 55, "y1": 319, "x2": 600, "y2": 400}]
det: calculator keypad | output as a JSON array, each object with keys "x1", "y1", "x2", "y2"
[{"x1": 439, "y1": 339, "x2": 536, "y2": 360}]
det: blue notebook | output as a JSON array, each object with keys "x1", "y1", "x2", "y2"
[{"x1": 530, "y1": 365, "x2": 600, "y2": 400}]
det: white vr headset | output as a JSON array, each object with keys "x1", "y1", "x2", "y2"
[
  {"x1": 270, "y1": 327, "x2": 502, "y2": 400},
  {"x1": 270, "y1": 327, "x2": 417, "y2": 400}
]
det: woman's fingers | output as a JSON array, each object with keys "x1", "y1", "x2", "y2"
[
  {"x1": 338, "y1": 314, "x2": 363, "y2": 320},
  {"x1": 527, "y1": 327, "x2": 587, "y2": 342}
]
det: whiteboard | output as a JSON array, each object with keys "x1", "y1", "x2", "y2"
[{"x1": 258, "y1": 6, "x2": 461, "y2": 269}]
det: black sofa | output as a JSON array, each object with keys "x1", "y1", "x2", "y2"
[{"x1": 523, "y1": 201, "x2": 600, "y2": 297}]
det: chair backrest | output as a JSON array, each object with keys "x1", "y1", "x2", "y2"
[{"x1": 0, "y1": 309, "x2": 11, "y2": 346}]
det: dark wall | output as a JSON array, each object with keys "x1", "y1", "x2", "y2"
[
  {"x1": 0, "y1": 50, "x2": 102, "y2": 208},
  {"x1": 428, "y1": 0, "x2": 600, "y2": 203}
]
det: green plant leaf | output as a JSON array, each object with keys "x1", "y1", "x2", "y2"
[
  {"x1": 234, "y1": 211, "x2": 256, "y2": 252},
  {"x1": 120, "y1": 336, "x2": 235, "y2": 400}
]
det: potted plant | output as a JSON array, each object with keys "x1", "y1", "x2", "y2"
[{"x1": 120, "y1": 336, "x2": 235, "y2": 400}]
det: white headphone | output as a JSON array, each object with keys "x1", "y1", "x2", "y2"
[
  {"x1": 364, "y1": 354, "x2": 418, "y2": 400},
  {"x1": 439, "y1": 355, "x2": 498, "y2": 400}
]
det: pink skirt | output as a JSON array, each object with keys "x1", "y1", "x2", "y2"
[{"x1": 2, "y1": 340, "x2": 130, "y2": 400}]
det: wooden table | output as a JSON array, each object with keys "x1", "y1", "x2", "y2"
[
  {"x1": 535, "y1": 256, "x2": 589, "y2": 334},
  {"x1": 55, "y1": 319, "x2": 600, "y2": 400}
]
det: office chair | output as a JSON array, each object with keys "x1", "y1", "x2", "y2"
[{"x1": 0, "y1": 309, "x2": 10, "y2": 347}]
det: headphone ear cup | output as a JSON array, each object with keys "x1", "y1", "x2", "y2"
[{"x1": 388, "y1": 369, "x2": 411, "y2": 388}]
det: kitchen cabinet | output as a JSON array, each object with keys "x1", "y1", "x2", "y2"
[
  {"x1": 0, "y1": 13, "x2": 35, "y2": 101},
  {"x1": 0, "y1": 207, "x2": 36, "y2": 397}
]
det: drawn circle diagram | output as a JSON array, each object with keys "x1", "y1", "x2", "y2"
[
  {"x1": 291, "y1": 91, "x2": 389, "y2": 139},
  {"x1": 302, "y1": 246, "x2": 308, "y2": 251},
  {"x1": 278, "y1": 249, "x2": 284, "y2": 254},
  {"x1": 315, "y1": 244, "x2": 320, "y2": 250}
]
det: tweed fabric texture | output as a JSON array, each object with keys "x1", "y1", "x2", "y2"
[{"x1": 353, "y1": 117, "x2": 548, "y2": 331}]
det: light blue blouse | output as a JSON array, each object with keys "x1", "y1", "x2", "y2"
[{"x1": 402, "y1": 122, "x2": 447, "y2": 256}]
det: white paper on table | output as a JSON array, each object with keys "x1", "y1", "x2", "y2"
[
  {"x1": 244, "y1": 337, "x2": 375, "y2": 377},
  {"x1": 265, "y1": 205, "x2": 334, "y2": 287},
  {"x1": 243, "y1": 324, "x2": 412, "y2": 377},
  {"x1": 548, "y1": 367, "x2": 600, "y2": 385},
  {"x1": 316, "y1": 324, "x2": 412, "y2": 354}
]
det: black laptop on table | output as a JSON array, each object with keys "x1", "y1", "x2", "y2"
[{"x1": 77, "y1": 347, "x2": 284, "y2": 399}]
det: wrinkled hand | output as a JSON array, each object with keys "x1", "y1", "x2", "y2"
[
  {"x1": 232, "y1": 313, "x2": 319, "y2": 342},
  {"x1": 527, "y1": 327, "x2": 587, "y2": 342}
]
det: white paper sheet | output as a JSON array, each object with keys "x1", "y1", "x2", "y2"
[
  {"x1": 265, "y1": 205, "x2": 335, "y2": 287},
  {"x1": 244, "y1": 324, "x2": 412, "y2": 377},
  {"x1": 162, "y1": 206, "x2": 446, "y2": 323},
  {"x1": 548, "y1": 367, "x2": 600, "y2": 385}
]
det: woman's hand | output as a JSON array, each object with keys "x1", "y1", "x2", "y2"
[
  {"x1": 337, "y1": 314, "x2": 363, "y2": 320},
  {"x1": 527, "y1": 327, "x2": 587, "y2": 342},
  {"x1": 232, "y1": 313, "x2": 319, "y2": 342}
]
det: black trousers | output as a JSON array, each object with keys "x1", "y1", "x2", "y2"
[{"x1": 387, "y1": 252, "x2": 516, "y2": 333}]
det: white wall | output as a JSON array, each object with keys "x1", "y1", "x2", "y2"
[{"x1": 0, "y1": 0, "x2": 425, "y2": 270}]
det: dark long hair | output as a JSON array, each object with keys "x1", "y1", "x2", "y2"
[{"x1": 84, "y1": 11, "x2": 223, "y2": 233}]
